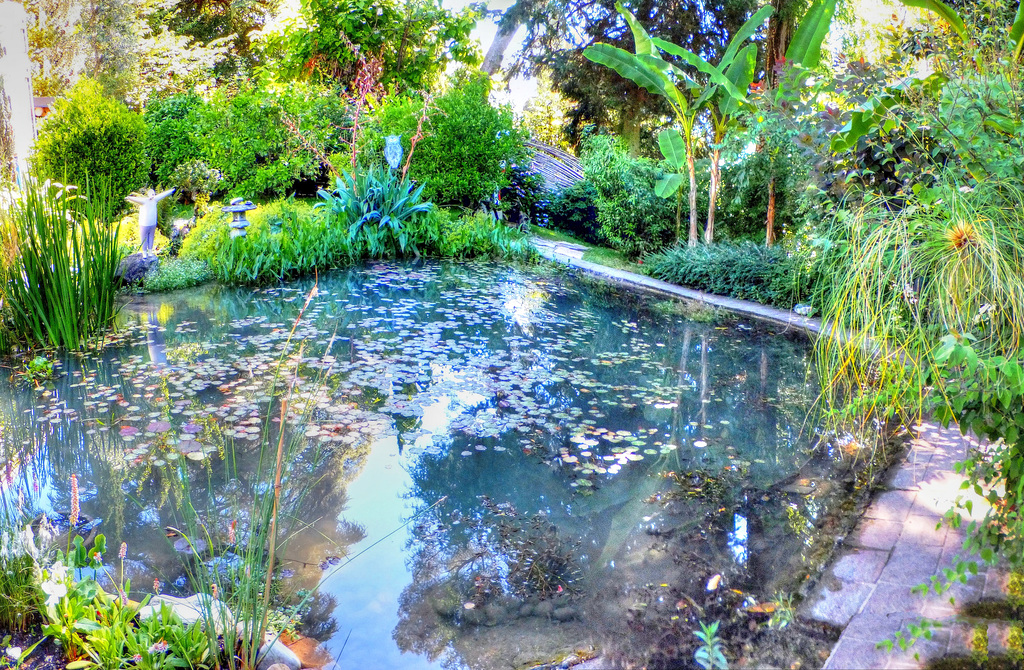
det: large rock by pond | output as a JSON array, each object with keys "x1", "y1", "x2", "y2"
[
  {"x1": 115, "y1": 253, "x2": 159, "y2": 286},
  {"x1": 137, "y1": 594, "x2": 238, "y2": 635}
]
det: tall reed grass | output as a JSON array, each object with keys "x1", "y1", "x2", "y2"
[
  {"x1": 166, "y1": 285, "x2": 328, "y2": 669},
  {"x1": 0, "y1": 179, "x2": 123, "y2": 350},
  {"x1": 814, "y1": 180, "x2": 1024, "y2": 425}
]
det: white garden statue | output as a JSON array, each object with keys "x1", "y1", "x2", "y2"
[{"x1": 126, "y1": 188, "x2": 176, "y2": 258}]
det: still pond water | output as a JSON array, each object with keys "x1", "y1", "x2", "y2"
[{"x1": 1, "y1": 262, "x2": 845, "y2": 668}]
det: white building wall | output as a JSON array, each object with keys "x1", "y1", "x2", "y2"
[{"x1": 0, "y1": 1, "x2": 37, "y2": 184}]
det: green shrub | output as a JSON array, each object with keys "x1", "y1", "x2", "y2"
[
  {"x1": 144, "y1": 94, "x2": 205, "y2": 186},
  {"x1": 169, "y1": 160, "x2": 222, "y2": 204},
  {"x1": 499, "y1": 164, "x2": 546, "y2": 225},
  {"x1": 431, "y1": 210, "x2": 536, "y2": 260},
  {"x1": 181, "y1": 197, "x2": 534, "y2": 284},
  {"x1": 180, "y1": 199, "x2": 348, "y2": 284},
  {"x1": 33, "y1": 79, "x2": 148, "y2": 204},
  {"x1": 146, "y1": 84, "x2": 353, "y2": 200},
  {"x1": 546, "y1": 180, "x2": 600, "y2": 244},
  {"x1": 368, "y1": 73, "x2": 528, "y2": 207},
  {"x1": 579, "y1": 135, "x2": 677, "y2": 258},
  {"x1": 142, "y1": 258, "x2": 214, "y2": 292},
  {"x1": 645, "y1": 242, "x2": 811, "y2": 309}
]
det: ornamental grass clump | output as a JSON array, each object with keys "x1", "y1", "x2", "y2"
[
  {"x1": 814, "y1": 179, "x2": 1024, "y2": 426},
  {"x1": 0, "y1": 179, "x2": 123, "y2": 351}
]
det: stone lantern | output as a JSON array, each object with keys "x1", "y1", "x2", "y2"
[{"x1": 222, "y1": 198, "x2": 256, "y2": 238}]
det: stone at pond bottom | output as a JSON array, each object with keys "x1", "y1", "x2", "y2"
[
  {"x1": 256, "y1": 639, "x2": 301, "y2": 670},
  {"x1": 115, "y1": 253, "x2": 159, "y2": 286},
  {"x1": 138, "y1": 594, "x2": 238, "y2": 635}
]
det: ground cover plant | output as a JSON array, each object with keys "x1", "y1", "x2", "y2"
[{"x1": 645, "y1": 241, "x2": 812, "y2": 309}]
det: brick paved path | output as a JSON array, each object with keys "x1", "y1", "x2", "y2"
[{"x1": 804, "y1": 423, "x2": 1003, "y2": 669}]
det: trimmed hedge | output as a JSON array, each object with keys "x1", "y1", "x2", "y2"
[{"x1": 644, "y1": 242, "x2": 812, "y2": 309}]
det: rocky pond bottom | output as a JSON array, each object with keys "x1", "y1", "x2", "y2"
[{"x1": 0, "y1": 261, "x2": 885, "y2": 668}]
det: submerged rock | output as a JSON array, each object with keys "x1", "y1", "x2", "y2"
[
  {"x1": 138, "y1": 594, "x2": 237, "y2": 635},
  {"x1": 256, "y1": 639, "x2": 301, "y2": 670}
]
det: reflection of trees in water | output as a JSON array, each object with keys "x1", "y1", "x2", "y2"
[
  {"x1": 387, "y1": 304, "x2": 826, "y2": 667},
  {"x1": 0, "y1": 349, "x2": 375, "y2": 613}
]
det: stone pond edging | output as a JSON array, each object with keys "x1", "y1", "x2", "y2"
[
  {"x1": 533, "y1": 238, "x2": 1000, "y2": 669},
  {"x1": 531, "y1": 238, "x2": 822, "y2": 335}
]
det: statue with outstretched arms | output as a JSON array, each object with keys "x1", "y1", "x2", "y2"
[{"x1": 126, "y1": 188, "x2": 176, "y2": 258}]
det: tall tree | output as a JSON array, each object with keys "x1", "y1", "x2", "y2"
[
  {"x1": 263, "y1": 0, "x2": 482, "y2": 92},
  {"x1": 504, "y1": 0, "x2": 760, "y2": 155},
  {"x1": 23, "y1": 0, "x2": 81, "y2": 96}
]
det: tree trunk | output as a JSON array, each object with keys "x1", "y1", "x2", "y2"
[
  {"x1": 766, "y1": 176, "x2": 776, "y2": 247},
  {"x1": 686, "y1": 138, "x2": 698, "y2": 246},
  {"x1": 482, "y1": 20, "x2": 520, "y2": 74},
  {"x1": 705, "y1": 146, "x2": 721, "y2": 244},
  {"x1": 675, "y1": 187, "x2": 684, "y2": 244},
  {"x1": 765, "y1": 0, "x2": 795, "y2": 88},
  {"x1": 621, "y1": 112, "x2": 642, "y2": 158}
]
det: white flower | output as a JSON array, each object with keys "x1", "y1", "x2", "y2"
[
  {"x1": 5, "y1": 646, "x2": 23, "y2": 662},
  {"x1": 41, "y1": 579, "x2": 68, "y2": 607},
  {"x1": 48, "y1": 561, "x2": 68, "y2": 583}
]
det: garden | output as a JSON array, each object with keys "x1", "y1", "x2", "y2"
[{"x1": 1, "y1": 0, "x2": 1024, "y2": 668}]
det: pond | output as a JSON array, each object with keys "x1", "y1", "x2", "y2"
[{"x1": 0, "y1": 261, "x2": 855, "y2": 669}]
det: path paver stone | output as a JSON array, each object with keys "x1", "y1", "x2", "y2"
[
  {"x1": 806, "y1": 581, "x2": 876, "y2": 627},
  {"x1": 850, "y1": 518, "x2": 903, "y2": 551},
  {"x1": 803, "y1": 422, "x2": 1005, "y2": 670},
  {"x1": 865, "y1": 490, "x2": 917, "y2": 523}
]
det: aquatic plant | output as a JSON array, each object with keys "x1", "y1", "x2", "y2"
[
  {"x1": 693, "y1": 620, "x2": 728, "y2": 670},
  {"x1": 0, "y1": 521, "x2": 40, "y2": 632},
  {"x1": 0, "y1": 179, "x2": 123, "y2": 351},
  {"x1": 166, "y1": 284, "x2": 334, "y2": 670},
  {"x1": 15, "y1": 355, "x2": 57, "y2": 388},
  {"x1": 767, "y1": 593, "x2": 795, "y2": 630}
]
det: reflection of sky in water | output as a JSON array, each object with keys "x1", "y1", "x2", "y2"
[
  {"x1": 728, "y1": 513, "x2": 749, "y2": 566},
  {"x1": 0, "y1": 261, "x2": 829, "y2": 670}
]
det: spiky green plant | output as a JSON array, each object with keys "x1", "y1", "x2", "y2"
[
  {"x1": 316, "y1": 164, "x2": 434, "y2": 257},
  {"x1": 0, "y1": 178, "x2": 123, "y2": 351}
]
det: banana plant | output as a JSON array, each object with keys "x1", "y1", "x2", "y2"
[
  {"x1": 584, "y1": 2, "x2": 709, "y2": 245},
  {"x1": 784, "y1": 0, "x2": 838, "y2": 71},
  {"x1": 650, "y1": 5, "x2": 773, "y2": 243},
  {"x1": 653, "y1": 128, "x2": 688, "y2": 242}
]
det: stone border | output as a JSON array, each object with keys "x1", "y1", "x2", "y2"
[{"x1": 532, "y1": 239, "x2": 821, "y2": 335}]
